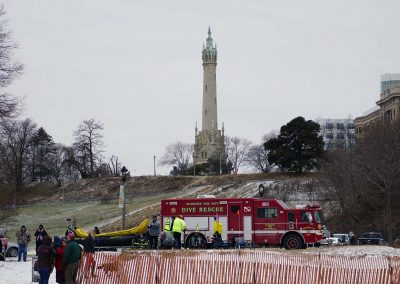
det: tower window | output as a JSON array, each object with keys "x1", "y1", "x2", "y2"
[
  {"x1": 205, "y1": 85, "x2": 207, "y2": 92},
  {"x1": 205, "y1": 109, "x2": 207, "y2": 115}
]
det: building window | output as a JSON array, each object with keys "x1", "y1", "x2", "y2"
[
  {"x1": 347, "y1": 123, "x2": 355, "y2": 129},
  {"x1": 337, "y1": 123, "x2": 344, "y2": 129},
  {"x1": 325, "y1": 133, "x2": 333, "y2": 139},
  {"x1": 326, "y1": 123, "x2": 333, "y2": 129},
  {"x1": 205, "y1": 85, "x2": 207, "y2": 92},
  {"x1": 336, "y1": 133, "x2": 344, "y2": 139},
  {"x1": 205, "y1": 109, "x2": 207, "y2": 116}
]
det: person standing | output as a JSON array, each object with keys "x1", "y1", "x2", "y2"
[
  {"x1": 83, "y1": 231, "x2": 96, "y2": 276},
  {"x1": 34, "y1": 224, "x2": 48, "y2": 254},
  {"x1": 16, "y1": 225, "x2": 31, "y2": 262},
  {"x1": 63, "y1": 232, "x2": 82, "y2": 284},
  {"x1": 55, "y1": 237, "x2": 67, "y2": 284},
  {"x1": 36, "y1": 236, "x2": 56, "y2": 284},
  {"x1": 213, "y1": 216, "x2": 223, "y2": 248},
  {"x1": 148, "y1": 215, "x2": 160, "y2": 249},
  {"x1": 171, "y1": 215, "x2": 186, "y2": 249}
]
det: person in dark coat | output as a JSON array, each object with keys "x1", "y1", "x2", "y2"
[
  {"x1": 83, "y1": 231, "x2": 96, "y2": 276},
  {"x1": 148, "y1": 215, "x2": 160, "y2": 249},
  {"x1": 34, "y1": 224, "x2": 48, "y2": 255},
  {"x1": 94, "y1": 227, "x2": 100, "y2": 234},
  {"x1": 36, "y1": 236, "x2": 56, "y2": 284}
]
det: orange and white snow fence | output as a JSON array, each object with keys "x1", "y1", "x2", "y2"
[{"x1": 77, "y1": 250, "x2": 400, "y2": 284}]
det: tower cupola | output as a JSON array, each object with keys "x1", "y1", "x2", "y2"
[{"x1": 202, "y1": 27, "x2": 217, "y2": 63}]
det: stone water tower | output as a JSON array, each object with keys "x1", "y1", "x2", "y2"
[{"x1": 193, "y1": 28, "x2": 225, "y2": 165}]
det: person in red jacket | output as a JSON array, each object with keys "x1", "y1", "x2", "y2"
[{"x1": 55, "y1": 237, "x2": 67, "y2": 284}]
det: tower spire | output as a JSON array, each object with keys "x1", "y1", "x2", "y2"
[{"x1": 206, "y1": 27, "x2": 214, "y2": 49}]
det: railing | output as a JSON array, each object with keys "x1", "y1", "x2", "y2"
[{"x1": 77, "y1": 250, "x2": 400, "y2": 284}]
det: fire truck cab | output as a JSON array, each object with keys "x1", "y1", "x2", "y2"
[{"x1": 161, "y1": 196, "x2": 324, "y2": 249}]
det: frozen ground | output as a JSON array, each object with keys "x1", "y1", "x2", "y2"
[
  {"x1": 304, "y1": 245, "x2": 400, "y2": 257},
  {"x1": 1, "y1": 246, "x2": 399, "y2": 284},
  {"x1": 0, "y1": 255, "x2": 56, "y2": 284}
]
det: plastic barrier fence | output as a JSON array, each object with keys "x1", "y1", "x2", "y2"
[{"x1": 77, "y1": 250, "x2": 400, "y2": 284}]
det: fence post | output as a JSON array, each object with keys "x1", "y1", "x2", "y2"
[
  {"x1": 318, "y1": 252, "x2": 322, "y2": 284},
  {"x1": 388, "y1": 256, "x2": 393, "y2": 284}
]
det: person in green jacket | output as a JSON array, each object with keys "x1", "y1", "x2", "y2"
[
  {"x1": 62, "y1": 232, "x2": 81, "y2": 284},
  {"x1": 172, "y1": 216, "x2": 186, "y2": 249}
]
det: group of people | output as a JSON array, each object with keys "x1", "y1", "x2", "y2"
[
  {"x1": 148, "y1": 215, "x2": 187, "y2": 249},
  {"x1": 149, "y1": 214, "x2": 224, "y2": 249},
  {"x1": 157, "y1": 215, "x2": 187, "y2": 249},
  {"x1": 15, "y1": 224, "x2": 96, "y2": 284}
]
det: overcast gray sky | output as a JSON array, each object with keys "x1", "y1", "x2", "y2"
[{"x1": 3, "y1": 0, "x2": 400, "y2": 175}]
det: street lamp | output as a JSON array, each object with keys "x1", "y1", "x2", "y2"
[
  {"x1": 120, "y1": 166, "x2": 129, "y2": 230},
  {"x1": 153, "y1": 155, "x2": 156, "y2": 176}
]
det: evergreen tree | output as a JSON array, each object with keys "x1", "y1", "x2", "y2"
[
  {"x1": 264, "y1": 116, "x2": 324, "y2": 173},
  {"x1": 29, "y1": 127, "x2": 55, "y2": 181}
]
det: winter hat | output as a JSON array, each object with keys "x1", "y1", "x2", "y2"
[
  {"x1": 53, "y1": 236, "x2": 61, "y2": 248},
  {"x1": 67, "y1": 232, "x2": 75, "y2": 239}
]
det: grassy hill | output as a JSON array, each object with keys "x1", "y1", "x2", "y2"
[{"x1": 0, "y1": 172, "x2": 320, "y2": 242}]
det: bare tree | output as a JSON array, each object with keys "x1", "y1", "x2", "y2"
[
  {"x1": 0, "y1": 118, "x2": 36, "y2": 204},
  {"x1": 59, "y1": 146, "x2": 80, "y2": 182},
  {"x1": 356, "y1": 121, "x2": 400, "y2": 243},
  {"x1": 244, "y1": 132, "x2": 277, "y2": 173},
  {"x1": 0, "y1": 6, "x2": 23, "y2": 119},
  {"x1": 225, "y1": 136, "x2": 252, "y2": 174},
  {"x1": 322, "y1": 120, "x2": 400, "y2": 242},
  {"x1": 159, "y1": 142, "x2": 193, "y2": 173},
  {"x1": 109, "y1": 155, "x2": 121, "y2": 177},
  {"x1": 244, "y1": 144, "x2": 271, "y2": 173},
  {"x1": 73, "y1": 119, "x2": 104, "y2": 178},
  {"x1": 47, "y1": 143, "x2": 69, "y2": 187}
]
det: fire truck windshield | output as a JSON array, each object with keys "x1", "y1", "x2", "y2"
[{"x1": 314, "y1": 211, "x2": 323, "y2": 223}]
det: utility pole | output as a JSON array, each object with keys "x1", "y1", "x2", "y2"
[
  {"x1": 153, "y1": 155, "x2": 156, "y2": 176},
  {"x1": 219, "y1": 155, "x2": 222, "y2": 175},
  {"x1": 120, "y1": 166, "x2": 129, "y2": 230},
  {"x1": 193, "y1": 153, "x2": 198, "y2": 176}
]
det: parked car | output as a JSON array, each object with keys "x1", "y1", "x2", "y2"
[
  {"x1": 328, "y1": 237, "x2": 340, "y2": 246},
  {"x1": 332, "y1": 234, "x2": 350, "y2": 245},
  {"x1": 358, "y1": 232, "x2": 388, "y2": 245},
  {"x1": 6, "y1": 242, "x2": 18, "y2": 258},
  {"x1": 319, "y1": 238, "x2": 332, "y2": 246}
]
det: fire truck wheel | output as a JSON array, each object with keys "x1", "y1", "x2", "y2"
[{"x1": 283, "y1": 234, "x2": 303, "y2": 250}]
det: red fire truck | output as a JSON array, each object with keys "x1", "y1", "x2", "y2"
[{"x1": 160, "y1": 196, "x2": 324, "y2": 249}]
